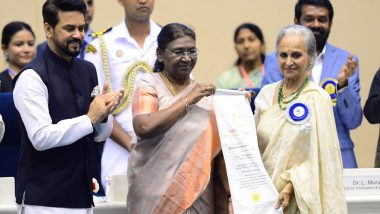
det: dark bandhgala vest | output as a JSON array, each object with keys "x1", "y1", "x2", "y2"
[{"x1": 15, "y1": 47, "x2": 98, "y2": 208}]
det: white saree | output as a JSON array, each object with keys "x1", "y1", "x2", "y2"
[{"x1": 254, "y1": 81, "x2": 347, "y2": 213}]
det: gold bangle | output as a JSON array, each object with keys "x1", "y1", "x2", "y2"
[{"x1": 181, "y1": 98, "x2": 189, "y2": 111}]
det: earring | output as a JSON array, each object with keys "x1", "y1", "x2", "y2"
[{"x1": 5, "y1": 52, "x2": 9, "y2": 61}]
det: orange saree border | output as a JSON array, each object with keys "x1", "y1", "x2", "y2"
[{"x1": 153, "y1": 111, "x2": 221, "y2": 213}]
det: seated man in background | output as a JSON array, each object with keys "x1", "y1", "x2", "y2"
[{"x1": 261, "y1": 0, "x2": 362, "y2": 168}]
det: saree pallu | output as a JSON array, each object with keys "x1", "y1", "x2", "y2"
[
  {"x1": 254, "y1": 81, "x2": 347, "y2": 214},
  {"x1": 127, "y1": 72, "x2": 225, "y2": 214}
]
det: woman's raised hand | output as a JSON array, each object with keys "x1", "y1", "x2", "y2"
[
  {"x1": 185, "y1": 83, "x2": 216, "y2": 105},
  {"x1": 87, "y1": 83, "x2": 124, "y2": 124}
]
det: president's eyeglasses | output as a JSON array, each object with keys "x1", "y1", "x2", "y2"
[{"x1": 164, "y1": 48, "x2": 199, "y2": 58}]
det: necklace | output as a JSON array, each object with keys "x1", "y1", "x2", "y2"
[
  {"x1": 162, "y1": 71, "x2": 177, "y2": 96},
  {"x1": 278, "y1": 77, "x2": 309, "y2": 110}
]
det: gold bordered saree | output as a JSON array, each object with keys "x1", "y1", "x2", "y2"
[{"x1": 254, "y1": 81, "x2": 347, "y2": 214}]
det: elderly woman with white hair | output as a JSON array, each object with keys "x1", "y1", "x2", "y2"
[{"x1": 254, "y1": 25, "x2": 347, "y2": 213}]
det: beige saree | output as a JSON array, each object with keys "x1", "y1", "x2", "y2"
[
  {"x1": 254, "y1": 81, "x2": 347, "y2": 213},
  {"x1": 127, "y1": 72, "x2": 227, "y2": 214}
]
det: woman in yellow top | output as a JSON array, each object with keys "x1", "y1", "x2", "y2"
[
  {"x1": 254, "y1": 25, "x2": 347, "y2": 213},
  {"x1": 217, "y1": 23, "x2": 266, "y2": 89}
]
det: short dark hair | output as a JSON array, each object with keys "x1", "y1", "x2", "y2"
[
  {"x1": 295, "y1": 0, "x2": 334, "y2": 23},
  {"x1": 233, "y1": 23, "x2": 266, "y2": 65},
  {"x1": 42, "y1": 0, "x2": 87, "y2": 28},
  {"x1": 1, "y1": 21, "x2": 35, "y2": 49},
  {"x1": 154, "y1": 23, "x2": 196, "y2": 72}
]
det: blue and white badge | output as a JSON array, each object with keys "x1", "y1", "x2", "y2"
[{"x1": 286, "y1": 101, "x2": 311, "y2": 125}]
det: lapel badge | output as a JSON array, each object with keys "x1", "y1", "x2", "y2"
[
  {"x1": 320, "y1": 78, "x2": 337, "y2": 106},
  {"x1": 286, "y1": 101, "x2": 311, "y2": 125},
  {"x1": 91, "y1": 85, "x2": 101, "y2": 97},
  {"x1": 116, "y1": 50, "x2": 124, "y2": 58}
]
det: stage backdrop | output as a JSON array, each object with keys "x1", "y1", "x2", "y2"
[{"x1": 1, "y1": 0, "x2": 379, "y2": 167}]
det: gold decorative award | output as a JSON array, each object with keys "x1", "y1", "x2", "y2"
[{"x1": 320, "y1": 78, "x2": 338, "y2": 106}]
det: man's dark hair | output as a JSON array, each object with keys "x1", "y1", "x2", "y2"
[
  {"x1": 295, "y1": 0, "x2": 334, "y2": 23},
  {"x1": 42, "y1": 0, "x2": 87, "y2": 28}
]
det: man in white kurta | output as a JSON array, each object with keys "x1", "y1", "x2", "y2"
[{"x1": 13, "y1": 0, "x2": 122, "y2": 213}]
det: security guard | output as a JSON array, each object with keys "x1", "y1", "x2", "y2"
[{"x1": 84, "y1": 0, "x2": 161, "y2": 191}]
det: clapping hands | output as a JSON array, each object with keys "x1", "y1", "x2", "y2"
[
  {"x1": 87, "y1": 83, "x2": 124, "y2": 124},
  {"x1": 338, "y1": 54, "x2": 358, "y2": 88}
]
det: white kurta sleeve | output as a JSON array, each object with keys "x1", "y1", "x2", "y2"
[
  {"x1": 13, "y1": 69, "x2": 94, "y2": 151},
  {"x1": 93, "y1": 115, "x2": 113, "y2": 142}
]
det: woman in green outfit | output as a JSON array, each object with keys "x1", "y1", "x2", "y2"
[{"x1": 217, "y1": 23, "x2": 266, "y2": 89}]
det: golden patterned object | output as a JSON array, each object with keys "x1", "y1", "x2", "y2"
[
  {"x1": 95, "y1": 26, "x2": 152, "y2": 115},
  {"x1": 325, "y1": 84, "x2": 336, "y2": 94},
  {"x1": 320, "y1": 78, "x2": 338, "y2": 106},
  {"x1": 112, "y1": 60, "x2": 153, "y2": 115},
  {"x1": 250, "y1": 192, "x2": 261, "y2": 203},
  {"x1": 161, "y1": 71, "x2": 176, "y2": 96},
  {"x1": 91, "y1": 26, "x2": 112, "y2": 38},
  {"x1": 85, "y1": 44, "x2": 96, "y2": 54}
]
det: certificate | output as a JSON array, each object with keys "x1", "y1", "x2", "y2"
[{"x1": 213, "y1": 89, "x2": 282, "y2": 214}]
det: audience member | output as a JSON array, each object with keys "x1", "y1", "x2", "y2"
[
  {"x1": 217, "y1": 23, "x2": 266, "y2": 89},
  {"x1": 364, "y1": 67, "x2": 380, "y2": 167},
  {"x1": 0, "y1": 21, "x2": 36, "y2": 92},
  {"x1": 85, "y1": 0, "x2": 161, "y2": 190},
  {"x1": 127, "y1": 23, "x2": 231, "y2": 213},
  {"x1": 261, "y1": 0, "x2": 362, "y2": 168},
  {"x1": 255, "y1": 24, "x2": 347, "y2": 213},
  {"x1": 13, "y1": 0, "x2": 122, "y2": 213}
]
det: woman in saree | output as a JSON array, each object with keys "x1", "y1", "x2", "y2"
[
  {"x1": 254, "y1": 25, "x2": 347, "y2": 213},
  {"x1": 127, "y1": 23, "x2": 231, "y2": 213}
]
